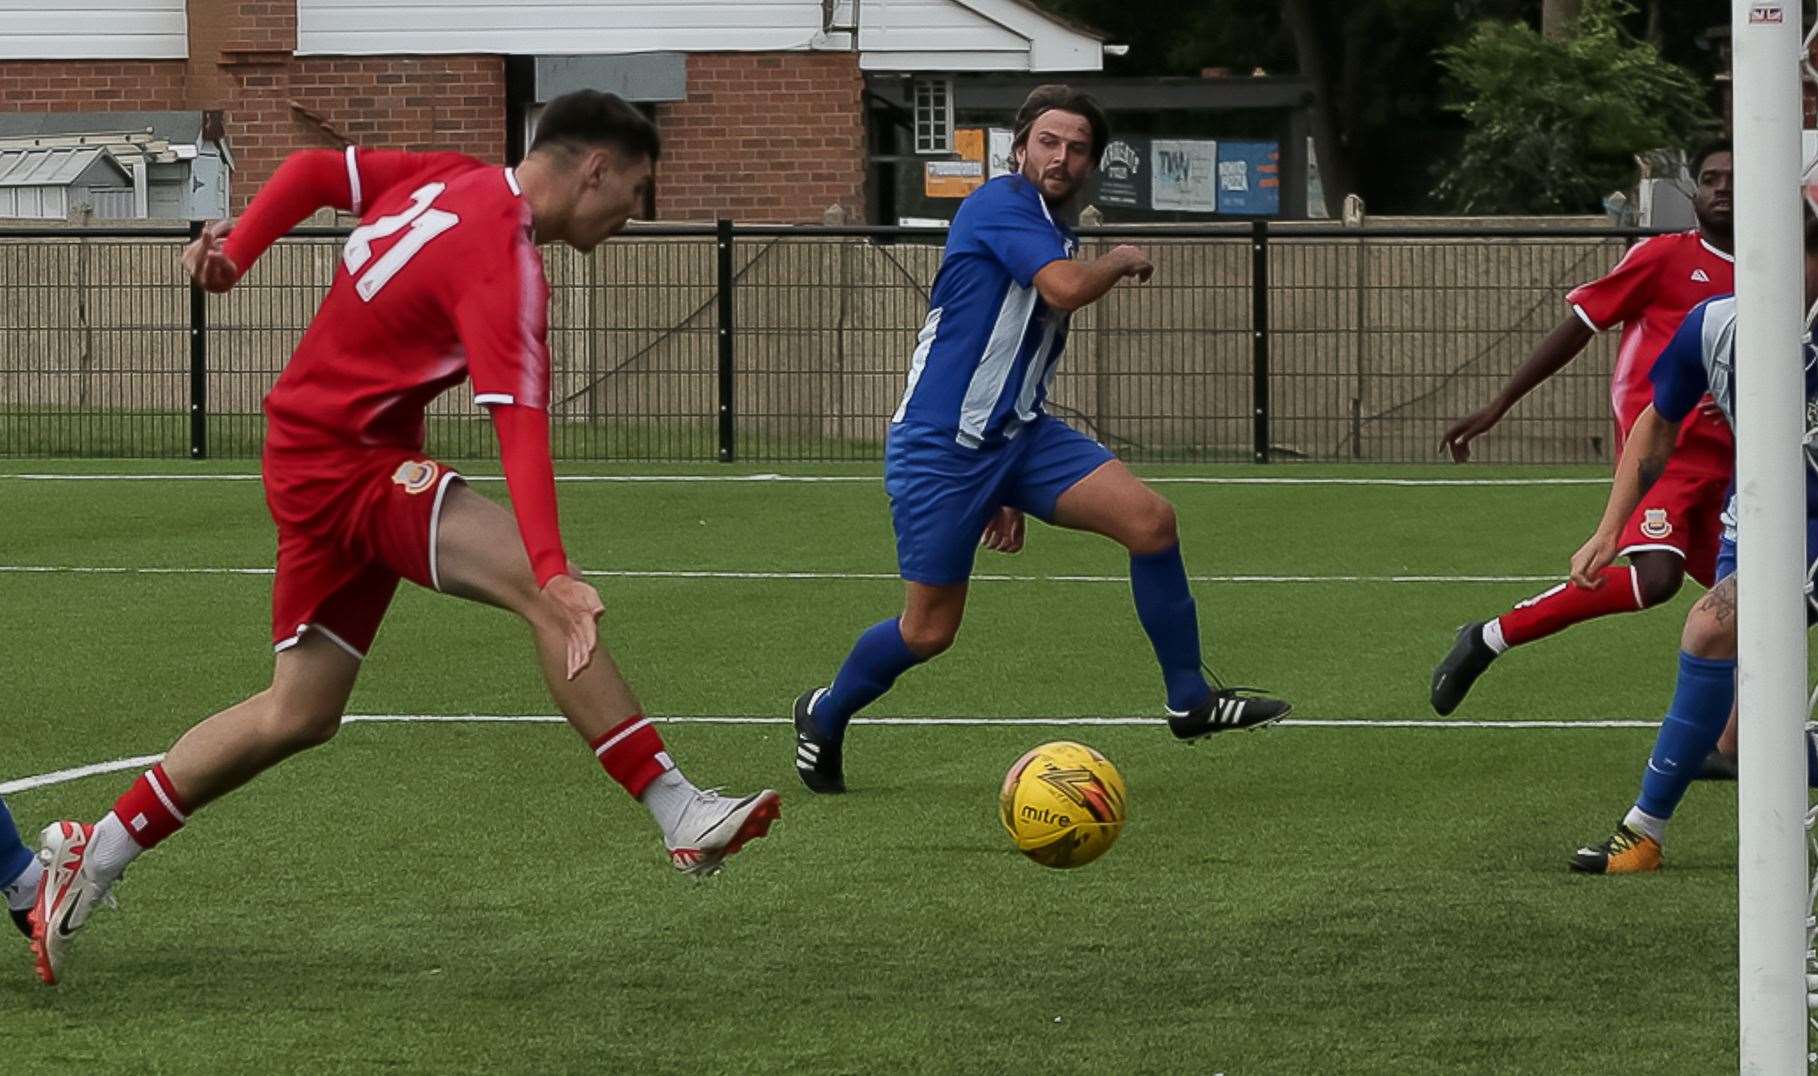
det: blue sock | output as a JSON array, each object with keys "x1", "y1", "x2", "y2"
[
  {"x1": 0, "y1": 795, "x2": 30, "y2": 891},
  {"x1": 1636, "y1": 652, "x2": 1737, "y2": 820},
  {"x1": 1130, "y1": 544, "x2": 1212, "y2": 712},
  {"x1": 813, "y1": 618, "x2": 925, "y2": 738}
]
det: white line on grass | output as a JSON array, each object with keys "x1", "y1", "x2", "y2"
[
  {"x1": 0, "y1": 564, "x2": 1563, "y2": 585},
  {"x1": 1, "y1": 714, "x2": 1658, "y2": 795},
  {"x1": 0, "y1": 472, "x2": 1607, "y2": 488}
]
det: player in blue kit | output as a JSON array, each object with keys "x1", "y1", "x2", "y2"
[
  {"x1": 1566, "y1": 214, "x2": 1818, "y2": 873},
  {"x1": 1, "y1": 795, "x2": 41, "y2": 937},
  {"x1": 790, "y1": 85, "x2": 1291, "y2": 793}
]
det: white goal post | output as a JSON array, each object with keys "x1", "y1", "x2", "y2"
[{"x1": 1732, "y1": 1, "x2": 1811, "y2": 1072}]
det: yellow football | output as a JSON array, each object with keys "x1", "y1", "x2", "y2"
[{"x1": 998, "y1": 740, "x2": 1127, "y2": 869}]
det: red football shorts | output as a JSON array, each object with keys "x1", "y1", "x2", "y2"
[
  {"x1": 263, "y1": 444, "x2": 463, "y2": 659},
  {"x1": 1613, "y1": 411, "x2": 1731, "y2": 589}
]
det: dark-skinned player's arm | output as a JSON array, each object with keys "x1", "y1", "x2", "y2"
[
  {"x1": 1442, "y1": 236, "x2": 1670, "y2": 462},
  {"x1": 1440, "y1": 316, "x2": 1594, "y2": 461},
  {"x1": 1569, "y1": 301, "x2": 1715, "y2": 587},
  {"x1": 455, "y1": 240, "x2": 598, "y2": 682}
]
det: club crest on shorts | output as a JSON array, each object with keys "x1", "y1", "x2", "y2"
[
  {"x1": 1639, "y1": 508, "x2": 1672, "y2": 540},
  {"x1": 391, "y1": 460, "x2": 439, "y2": 495}
]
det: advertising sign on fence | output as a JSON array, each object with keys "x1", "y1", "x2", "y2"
[
  {"x1": 1096, "y1": 137, "x2": 1148, "y2": 208},
  {"x1": 1215, "y1": 141, "x2": 1282, "y2": 215},
  {"x1": 1150, "y1": 139, "x2": 1218, "y2": 212}
]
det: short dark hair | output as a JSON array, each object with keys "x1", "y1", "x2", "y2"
[
  {"x1": 1011, "y1": 84, "x2": 1109, "y2": 164},
  {"x1": 1805, "y1": 208, "x2": 1818, "y2": 252},
  {"x1": 530, "y1": 90, "x2": 661, "y2": 163},
  {"x1": 1690, "y1": 139, "x2": 1731, "y2": 180}
]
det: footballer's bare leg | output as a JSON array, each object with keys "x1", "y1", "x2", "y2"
[
  {"x1": 1051, "y1": 459, "x2": 1291, "y2": 737},
  {"x1": 30, "y1": 634, "x2": 358, "y2": 984},
  {"x1": 160, "y1": 633, "x2": 362, "y2": 808},
  {"x1": 433, "y1": 482, "x2": 777, "y2": 873},
  {"x1": 433, "y1": 482, "x2": 640, "y2": 740}
]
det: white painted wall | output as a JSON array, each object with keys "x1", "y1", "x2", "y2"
[
  {"x1": 296, "y1": 0, "x2": 1103, "y2": 72},
  {"x1": 0, "y1": 0, "x2": 187, "y2": 60},
  {"x1": 297, "y1": 0, "x2": 827, "y2": 56},
  {"x1": 858, "y1": 0, "x2": 1103, "y2": 72}
]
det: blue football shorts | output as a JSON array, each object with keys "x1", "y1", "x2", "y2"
[
  {"x1": 1712, "y1": 518, "x2": 1818, "y2": 623},
  {"x1": 884, "y1": 415, "x2": 1115, "y2": 586}
]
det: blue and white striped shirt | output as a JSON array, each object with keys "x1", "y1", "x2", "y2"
[
  {"x1": 893, "y1": 175, "x2": 1078, "y2": 449},
  {"x1": 1651, "y1": 294, "x2": 1818, "y2": 529}
]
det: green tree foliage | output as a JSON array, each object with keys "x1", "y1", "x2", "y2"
[{"x1": 1433, "y1": 0, "x2": 1714, "y2": 214}]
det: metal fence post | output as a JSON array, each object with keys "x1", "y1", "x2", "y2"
[
  {"x1": 1250, "y1": 219, "x2": 1270, "y2": 464},
  {"x1": 716, "y1": 218, "x2": 736, "y2": 463},
  {"x1": 188, "y1": 220, "x2": 208, "y2": 460}
]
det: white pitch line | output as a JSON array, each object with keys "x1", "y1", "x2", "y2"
[
  {"x1": 0, "y1": 564, "x2": 1563, "y2": 585},
  {"x1": 0, "y1": 472, "x2": 1607, "y2": 488},
  {"x1": 1, "y1": 714, "x2": 1658, "y2": 795}
]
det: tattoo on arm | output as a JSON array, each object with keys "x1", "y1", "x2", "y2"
[{"x1": 1695, "y1": 576, "x2": 1737, "y2": 626}]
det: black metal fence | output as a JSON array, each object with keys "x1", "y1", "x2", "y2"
[{"x1": 0, "y1": 221, "x2": 1646, "y2": 464}]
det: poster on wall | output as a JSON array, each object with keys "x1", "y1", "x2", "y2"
[
  {"x1": 988, "y1": 128, "x2": 1015, "y2": 178},
  {"x1": 926, "y1": 128, "x2": 988, "y2": 199},
  {"x1": 1096, "y1": 137, "x2": 1148, "y2": 208},
  {"x1": 1149, "y1": 139, "x2": 1218, "y2": 212},
  {"x1": 1215, "y1": 141, "x2": 1281, "y2": 215}
]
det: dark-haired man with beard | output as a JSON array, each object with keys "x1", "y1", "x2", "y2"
[{"x1": 789, "y1": 85, "x2": 1291, "y2": 795}]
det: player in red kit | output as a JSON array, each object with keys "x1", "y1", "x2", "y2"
[
  {"x1": 1431, "y1": 142, "x2": 1735, "y2": 720},
  {"x1": 27, "y1": 91, "x2": 779, "y2": 986}
]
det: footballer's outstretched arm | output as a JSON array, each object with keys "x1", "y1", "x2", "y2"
[
  {"x1": 181, "y1": 150, "x2": 365, "y2": 293},
  {"x1": 1569, "y1": 405, "x2": 1679, "y2": 588},
  {"x1": 1033, "y1": 245, "x2": 1153, "y2": 312},
  {"x1": 1441, "y1": 314, "x2": 1595, "y2": 462}
]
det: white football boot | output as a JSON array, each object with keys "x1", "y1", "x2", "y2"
[
  {"x1": 30, "y1": 821, "x2": 117, "y2": 985},
  {"x1": 665, "y1": 789, "x2": 781, "y2": 876}
]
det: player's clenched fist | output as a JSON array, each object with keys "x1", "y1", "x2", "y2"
[
  {"x1": 181, "y1": 219, "x2": 240, "y2": 294},
  {"x1": 1109, "y1": 244, "x2": 1153, "y2": 283}
]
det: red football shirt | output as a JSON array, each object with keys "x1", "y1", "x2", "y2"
[
  {"x1": 1566, "y1": 230, "x2": 1734, "y2": 438},
  {"x1": 223, "y1": 146, "x2": 569, "y2": 585},
  {"x1": 262, "y1": 147, "x2": 550, "y2": 454}
]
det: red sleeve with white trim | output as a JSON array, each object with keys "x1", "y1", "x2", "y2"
[
  {"x1": 488, "y1": 404, "x2": 569, "y2": 588},
  {"x1": 220, "y1": 149, "x2": 352, "y2": 279},
  {"x1": 454, "y1": 220, "x2": 552, "y2": 410},
  {"x1": 1564, "y1": 234, "x2": 1672, "y2": 332}
]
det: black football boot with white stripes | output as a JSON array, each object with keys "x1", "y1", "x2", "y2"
[
  {"x1": 1167, "y1": 667, "x2": 1291, "y2": 740},
  {"x1": 792, "y1": 688, "x2": 847, "y2": 794}
]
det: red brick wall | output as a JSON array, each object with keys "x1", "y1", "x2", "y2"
[
  {"x1": 0, "y1": 61, "x2": 187, "y2": 111},
  {"x1": 657, "y1": 51, "x2": 867, "y2": 223}
]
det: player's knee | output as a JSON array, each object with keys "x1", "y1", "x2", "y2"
[
  {"x1": 1125, "y1": 498, "x2": 1179, "y2": 556},
  {"x1": 1680, "y1": 606, "x2": 1737, "y2": 660},
  {"x1": 1631, "y1": 558, "x2": 1685, "y2": 608},
  {"x1": 900, "y1": 617, "x2": 959, "y2": 658},
  {"x1": 276, "y1": 706, "x2": 344, "y2": 750}
]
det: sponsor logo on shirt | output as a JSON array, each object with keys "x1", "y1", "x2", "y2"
[
  {"x1": 1690, "y1": 268, "x2": 1710, "y2": 283},
  {"x1": 1640, "y1": 508, "x2": 1673, "y2": 540},
  {"x1": 391, "y1": 460, "x2": 440, "y2": 495}
]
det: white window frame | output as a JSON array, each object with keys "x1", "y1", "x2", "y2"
[{"x1": 913, "y1": 77, "x2": 954, "y2": 155}]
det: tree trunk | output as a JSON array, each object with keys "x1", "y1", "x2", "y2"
[
  {"x1": 1542, "y1": 0, "x2": 1583, "y2": 40},
  {"x1": 1279, "y1": 0, "x2": 1355, "y2": 216}
]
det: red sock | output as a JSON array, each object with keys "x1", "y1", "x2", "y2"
[
  {"x1": 590, "y1": 715, "x2": 673, "y2": 798},
  {"x1": 111, "y1": 764, "x2": 189, "y2": 850},
  {"x1": 1496, "y1": 566, "x2": 1642, "y2": 647}
]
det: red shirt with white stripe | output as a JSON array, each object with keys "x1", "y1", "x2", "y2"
[
  {"x1": 1566, "y1": 230, "x2": 1734, "y2": 446},
  {"x1": 223, "y1": 146, "x2": 569, "y2": 585}
]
